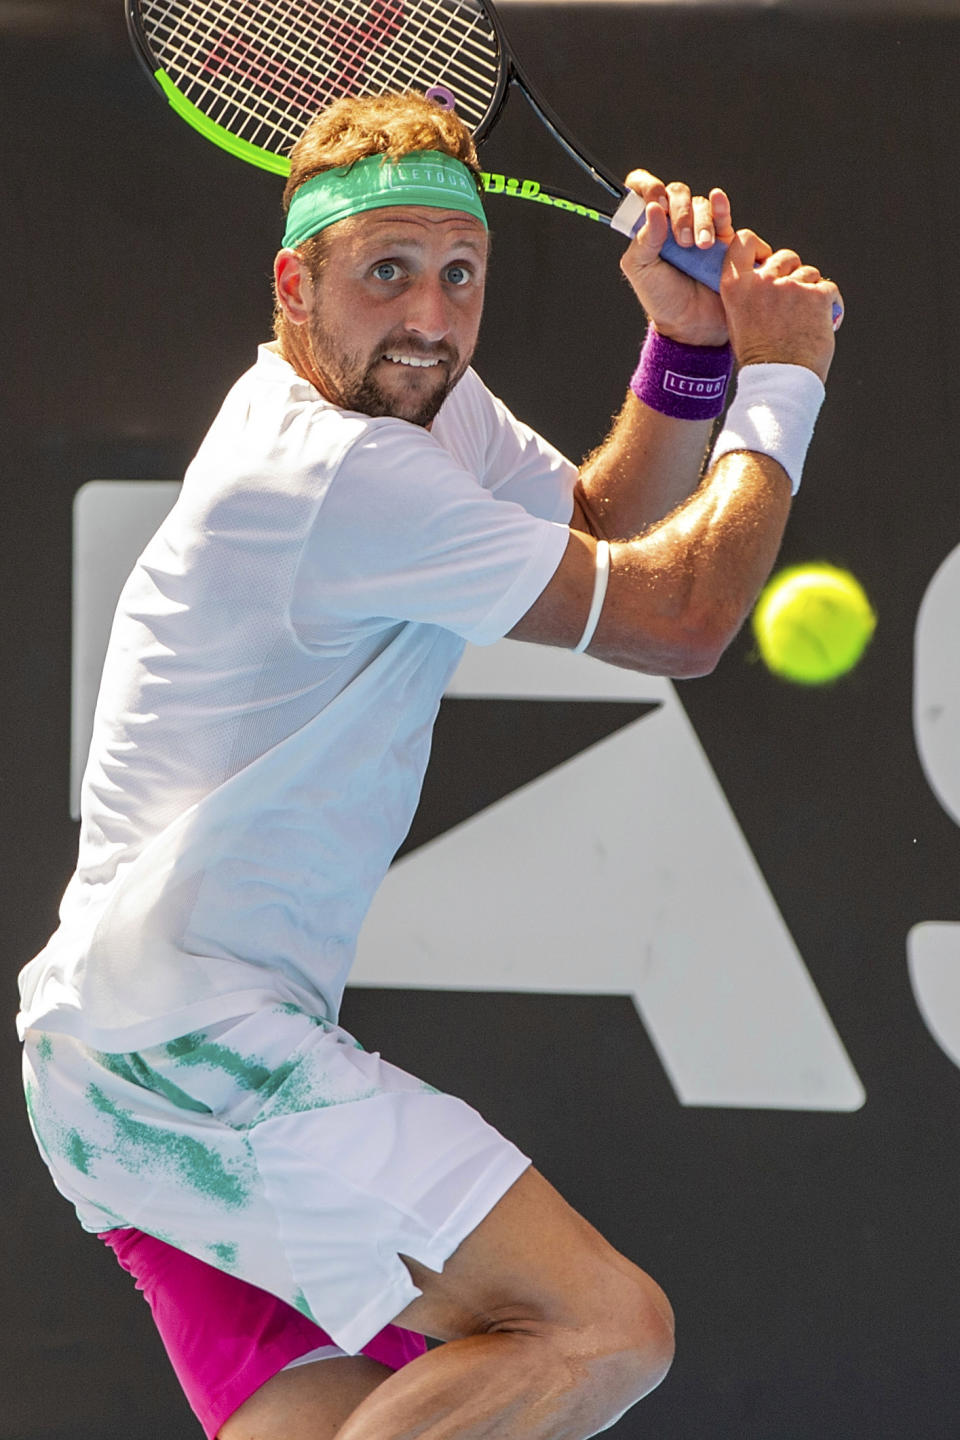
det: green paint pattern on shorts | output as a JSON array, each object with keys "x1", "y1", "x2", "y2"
[
  {"x1": 94, "y1": 1051, "x2": 143, "y2": 1088},
  {"x1": 256, "y1": 1059, "x2": 298, "y2": 1103},
  {"x1": 25, "y1": 1068, "x2": 102, "y2": 1178},
  {"x1": 87, "y1": 1082, "x2": 252, "y2": 1210},
  {"x1": 23, "y1": 1077, "x2": 38, "y2": 1126},
  {"x1": 161, "y1": 1033, "x2": 273, "y2": 1093},
  {"x1": 64, "y1": 1128, "x2": 99, "y2": 1175},
  {"x1": 209, "y1": 1240, "x2": 239, "y2": 1270},
  {"x1": 253, "y1": 1058, "x2": 380, "y2": 1125},
  {"x1": 292, "y1": 1287, "x2": 319, "y2": 1323},
  {"x1": 93, "y1": 1050, "x2": 213, "y2": 1116},
  {"x1": 276, "y1": 1003, "x2": 323, "y2": 1024}
]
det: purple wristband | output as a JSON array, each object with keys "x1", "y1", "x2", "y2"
[{"x1": 629, "y1": 328, "x2": 733, "y2": 421}]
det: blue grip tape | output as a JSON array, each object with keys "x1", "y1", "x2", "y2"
[{"x1": 611, "y1": 193, "x2": 843, "y2": 329}]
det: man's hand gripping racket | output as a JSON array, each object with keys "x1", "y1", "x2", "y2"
[{"x1": 618, "y1": 172, "x2": 843, "y2": 360}]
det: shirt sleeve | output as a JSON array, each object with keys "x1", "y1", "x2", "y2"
[
  {"x1": 290, "y1": 419, "x2": 571, "y2": 648},
  {"x1": 434, "y1": 369, "x2": 578, "y2": 524}
]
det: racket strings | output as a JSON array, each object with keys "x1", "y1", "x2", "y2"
[
  {"x1": 166, "y1": 0, "x2": 495, "y2": 142},
  {"x1": 140, "y1": 0, "x2": 502, "y2": 160},
  {"x1": 354, "y1": 2, "x2": 498, "y2": 126},
  {"x1": 150, "y1": 0, "x2": 374, "y2": 124},
  {"x1": 383, "y1": 0, "x2": 498, "y2": 93}
]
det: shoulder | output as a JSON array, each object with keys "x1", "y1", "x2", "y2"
[
  {"x1": 430, "y1": 368, "x2": 530, "y2": 481},
  {"x1": 188, "y1": 346, "x2": 387, "y2": 504},
  {"x1": 436, "y1": 367, "x2": 513, "y2": 432}
]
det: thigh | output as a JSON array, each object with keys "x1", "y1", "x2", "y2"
[
  {"x1": 219, "y1": 1355, "x2": 394, "y2": 1440},
  {"x1": 101, "y1": 1226, "x2": 427, "y2": 1437},
  {"x1": 392, "y1": 1165, "x2": 673, "y2": 1342}
]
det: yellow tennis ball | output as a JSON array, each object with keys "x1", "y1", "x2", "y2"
[{"x1": 752, "y1": 564, "x2": 876, "y2": 684}]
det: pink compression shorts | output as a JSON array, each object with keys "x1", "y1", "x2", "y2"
[{"x1": 100, "y1": 1228, "x2": 427, "y2": 1439}]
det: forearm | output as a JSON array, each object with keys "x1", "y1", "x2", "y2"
[
  {"x1": 591, "y1": 448, "x2": 792, "y2": 676},
  {"x1": 514, "y1": 440, "x2": 792, "y2": 673},
  {"x1": 577, "y1": 321, "x2": 736, "y2": 538},
  {"x1": 577, "y1": 390, "x2": 715, "y2": 539},
  {"x1": 578, "y1": 361, "x2": 825, "y2": 672}
]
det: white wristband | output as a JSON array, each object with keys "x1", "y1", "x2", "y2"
[
  {"x1": 709, "y1": 363, "x2": 825, "y2": 495},
  {"x1": 573, "y1": 539, "x2": 610, "y2": 653}
]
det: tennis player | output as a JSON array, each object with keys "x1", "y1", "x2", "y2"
[{"x1": 19, "y1": 92, "x2": 839, "y2": 1440}]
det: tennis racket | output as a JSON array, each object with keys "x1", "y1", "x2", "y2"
[
  {"x1": 127, "y1": 0, "x2": 842, "y2": 322},
  {"x1": 125, "y1": 0, "x2": 735, "y2": 289}
]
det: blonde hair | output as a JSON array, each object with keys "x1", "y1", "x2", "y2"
[
  {"x1": 274, "y1": 93, "x2": 482, "y2": 348},
  {"x1": 283, "y1": 91, "x2": 481, "y2": 209}
]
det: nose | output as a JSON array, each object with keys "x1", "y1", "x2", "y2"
[{"x1": 402, "y1": 276, "x2": 451, "y2": 344}]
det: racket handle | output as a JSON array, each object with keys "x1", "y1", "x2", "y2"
[{"x1": 610, "y1": 191, "x2": 843, "y2": 330}]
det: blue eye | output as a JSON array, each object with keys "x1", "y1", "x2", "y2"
[
  {"x1": 373, "y1": 262, "x2": 400, "y2": 281},
  {"x1": 445, "y1": 265, "x2": 470, "y2": 286}
]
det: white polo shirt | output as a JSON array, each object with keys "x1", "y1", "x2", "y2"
[{"x1": 18, "y1": 346, "x2": 576, "y2": 1049}]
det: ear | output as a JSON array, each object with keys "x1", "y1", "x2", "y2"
[{"x1": 274, "y1": 249, "x2": 314, "y2": 325}]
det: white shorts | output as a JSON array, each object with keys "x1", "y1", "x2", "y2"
[{"x1": 22, "y1": 1004, "x2": 530, "y2": 1354}]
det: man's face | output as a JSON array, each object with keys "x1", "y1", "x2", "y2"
[{"x1": 300, "y1": 206, "x2": 488, "y2": 427}]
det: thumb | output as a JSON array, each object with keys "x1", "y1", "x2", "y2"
[
  {"x1": 632, "y1": 198, "x2": 668, "y2": 263},
  {"x1": 620, "y1": 200, "x2": 668, "y2": 285}
]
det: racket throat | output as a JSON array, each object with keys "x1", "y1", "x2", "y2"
[{"x1": 508, "y1": 71, "x2": 623, "y2": 202}]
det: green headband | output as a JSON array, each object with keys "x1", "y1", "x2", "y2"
[{"x1": 282, "y1": 150, "x2": 488, "y2": 248}]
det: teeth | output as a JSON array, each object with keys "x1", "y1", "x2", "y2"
[{"x1": 384, "y1": 353, "x2": 441, "y2": 368}]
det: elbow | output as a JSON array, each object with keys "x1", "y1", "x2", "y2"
[
  {"x1": 662, "y1": 608, "x2": 742, "y2": 677},
  {"x1": 670, "y1": 607, "x2": 738, "y2": 675},
  {"x1": 598, "y1": 606, "x2": 738, "y2": 679},
  {"x1": 657, "y1": 632, "x2": 727, "y2": 679},
  {"x1": 663, "y1": 644, "x2": 723, "y2": 679}
]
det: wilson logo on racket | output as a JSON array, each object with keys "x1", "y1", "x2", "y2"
[{"x1": 480, "y1": 173, "x2": 602, "y2": 223}]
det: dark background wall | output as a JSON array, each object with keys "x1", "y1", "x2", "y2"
[{"x1": 3, "y1": 1, "x2": 960, "y2": 1436}]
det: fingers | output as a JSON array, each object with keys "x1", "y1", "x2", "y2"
[
  {"x1": 723, "y1": 232, "x2": 831, "y2": 306},
  {"x1": 723, "y1": 231, "x2": 843, "y2": 331},
  {"x1": 665, "y1": 184, "x2": 706, "y2": 248},
  {"x1": 622, "y1": 169, "x2": 670, "y2": 212},
  {"x1": 725, "y1": 227, "x2": 774, "y2": 273},
  {"x1": 622, "y1": 171, "x2": 731, "y2": 249},
  {"x1": 720, "y1": 229, "x2": 841, "y2": 380},
  {"x1": 708, "y1": 188, "x2": 734, "y2": 244},
  {"x1": 758, "y1": 249, "x2": 822, "y2": 283},
  {"x1": 661, "y1": 182, "x2": 730, "y2": 248},
  {"x1": 618, "y1": 178, "x2": 842, "y2": 348},
  {"x1": 622, "y1": 203, "x2": 670, "y2": 284},
  {"x1": 758, "y1": 253, "x2": 843, "y2": 326},
  {"x1": 742, "y1": 241, "x2": 841, "y2": 313}
]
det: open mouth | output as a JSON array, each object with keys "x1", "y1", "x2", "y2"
[{"x1": 382, "y1": 352, "x2": 444, "y2": 369}]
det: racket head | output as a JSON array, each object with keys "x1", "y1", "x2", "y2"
[{"x1": 127, "y1": 0, "x2": 510, "y2": 176}]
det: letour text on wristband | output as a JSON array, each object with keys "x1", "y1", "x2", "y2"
[{"x1": 630, "y1": 327, "x2": 733, "y2": 422}]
